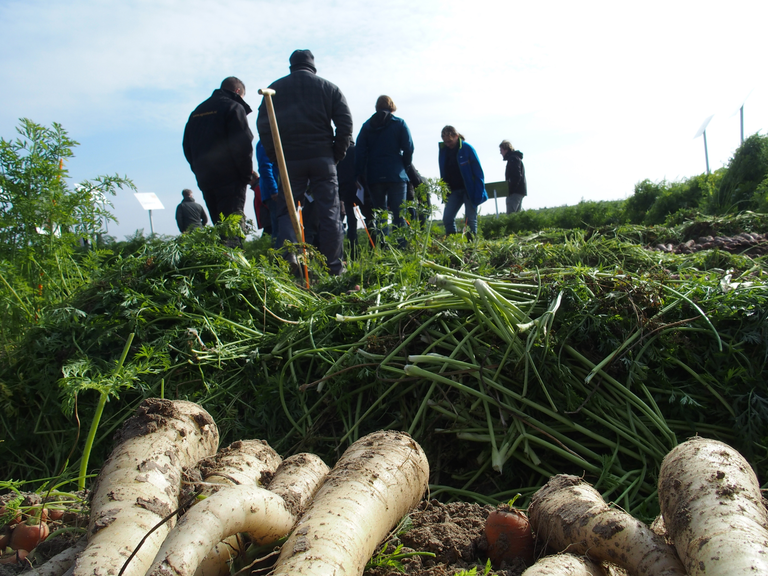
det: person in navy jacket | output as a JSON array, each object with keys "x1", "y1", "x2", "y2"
[
  {"x1": 438, "y1": 125, "x2": 486, "y2": 238},
  {"x1": 355, "y1": 95, "x2": 414, "y2": 244}
]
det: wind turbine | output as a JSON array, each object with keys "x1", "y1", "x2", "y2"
[
  {"x1": 733, "y1": 89, "x2": 754, "y2": 144},
  {"x1": 694, "y1": 114, "x2": 714, "y2": 175}
]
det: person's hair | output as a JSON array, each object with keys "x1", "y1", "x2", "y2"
[
  {"x1": 499, "y1": 139, "x2": 515, "y2": 152},
  {"x1": 182, "y1": 188, "x2": 193, "y2": 198},
  {"x1": 375, "y1": 95, "x2": 396, "y2": 113},
  {"x1": 441, "y1": 125, "x2": 465, "y2": 141},
  {"x1": 221, "y1": 76, "x2": 245, "y2": 95}
]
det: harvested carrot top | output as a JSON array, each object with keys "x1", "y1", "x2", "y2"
[{"x1": 658, "y1": 437, "x2": 768, "y2": 576}]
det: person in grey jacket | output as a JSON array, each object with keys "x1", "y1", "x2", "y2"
[
  {"x1": 175, "y1": 189, "x2": 209, "y2": 232},
  {"x1": 256, "y1": 49, "x2": 353, "y2": 276},
  {"x1": 500, "y1": 139, "x2": 527, "y2": 213}
]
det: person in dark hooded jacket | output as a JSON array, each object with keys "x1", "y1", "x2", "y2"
[
  {"x1": 256, "y1": 49, "x2": 352, "y2": 276},
  {"x1": 355, "y1": 95, "x2": 414, "y2": 243},
  {"x1": 175, "y1": 189, "x2": 209, "y2": 233},
  {"x1": 500, "y1": 139, "x2": 527, "y2": 213},
  {"x1": 182, "y1": 77, "x2": 254, "y2": 236}
]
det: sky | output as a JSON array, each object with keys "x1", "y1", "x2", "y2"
[{"x1": 1, "y1": 0, "x2": 767, "y2": 239}]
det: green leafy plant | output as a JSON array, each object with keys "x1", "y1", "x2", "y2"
[
  {"x1": 708, "y1": 133, "x2": 768, "y2": 214},
  {"x1": 455, "y1": 558, "x2": 493, "y2": 576},
  {"x1": 0, "y1": 118, "x2": 134, "y2": 345},
  {"x1": 59, "y1": 333, "x2": 170, "y2": 489},
  {"x1": 365, "y1": 542, "x2": 436, "y2": 573},
  {"x1": 416, "y1": 177, "x2": 450, "y2": 205}
]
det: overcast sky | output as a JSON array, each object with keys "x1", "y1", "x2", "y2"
[{"x1": 1, "y1": 0, "x2": 766, "y2": 239}]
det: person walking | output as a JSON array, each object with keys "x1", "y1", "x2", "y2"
[
  {"x1": 256, "y1": 49, "x2": 353, "y2": 276},
  {"x1": 182, "y1": 77, "x2": 254, "y2": 244},
  {"x1": 355, "y1": 95, "x2": 414, "y2": 245},
  {"x1": 175, "y1": 189, "x2": 208, "y2": 233},
  {"x1": 438, "y1": 125, "x2": 486, "y2": 238},
  {"x1": 500, "y1": 139, "x2": 527, "y2": 213}
]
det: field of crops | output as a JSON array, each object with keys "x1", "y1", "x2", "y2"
[{"x1": 2, "y1": 210, "x2": 766, "y2": 526}]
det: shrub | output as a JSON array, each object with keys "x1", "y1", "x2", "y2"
[
  {"x1": 707, "y1": 132, "x2": 768, "y2": 214},
  {"x1": 624, "y1": 179, "x2": 663, "y2": 224}
]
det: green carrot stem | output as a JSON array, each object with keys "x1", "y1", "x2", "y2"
[{"x1": 77, "y1": 333, "x2": 134, "y2": 491}]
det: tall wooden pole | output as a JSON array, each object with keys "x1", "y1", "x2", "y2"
[{"x1": 258, "y1": 88, "x2": 302, "y2": 240}]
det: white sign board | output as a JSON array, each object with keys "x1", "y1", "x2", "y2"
[{"x1": 134, "y1": 192, "x2": 165, "y2": 211}]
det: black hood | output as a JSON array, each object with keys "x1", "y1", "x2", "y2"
[
  {"x1": 508, "y1": 150, "x2": 523, "y2": 160},
  {"x1": 369, "y1": 110, "x2": 392, "y2": 130},
  {"x1": 289, "y1": 49, "x2": 317, "y2": 73}
]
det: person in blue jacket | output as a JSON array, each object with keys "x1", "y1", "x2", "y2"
[
  {"x1": 355, "y1": 95, "x2": 414, "y2": 244},
  {"x1": 438, "y1": 125, "x2": 487, "y2": 238},
  {"x1": 255, "y1": 140, "x2": 280, "y2": 247}
]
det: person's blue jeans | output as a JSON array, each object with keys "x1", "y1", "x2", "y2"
[
  {"x1": 369, "y1": 181, "x2": 407, "y2": 243},
  {"x1": 443, "y1": 188, "x2": 477, "y2": 234}
]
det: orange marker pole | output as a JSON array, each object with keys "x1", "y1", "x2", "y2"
[
  {"x1": 354, "y1": 204, "x2": 375, "y2": 248},
  {"x1": 298, "y1": 202, "x2": 310, "y2": 289}
]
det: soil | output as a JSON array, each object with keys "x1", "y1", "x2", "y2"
[
  {"x1": 365, "y1": 500, "x2": 528, "y2": 576},
  {"x1": 1, "y1": 497, "x2": 529, "y2": 576}
]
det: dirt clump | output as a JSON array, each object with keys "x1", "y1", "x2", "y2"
[{"x1": 365, "y1": 500, "x2": 527, "y2": 576}]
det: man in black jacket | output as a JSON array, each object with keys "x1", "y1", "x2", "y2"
[
  {"x1": 175, "y1": 189, "x2": 209, "y2": 233},
  {"x1": 183, "y1": 77, "x2": 254, "y2": 236},
  {"x1": 256, "y1": 50, "x2": 353, "y2": 275}
]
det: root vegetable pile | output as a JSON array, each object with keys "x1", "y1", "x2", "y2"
[
  {"x1": 271, "y1": 430, "x2": 429, "y2": 576},
  {"x1": 17, "y1": 400, "x2": 428, "y2": 576},
  {"x1": 10, "y1": 399, "x2": 768, "y2": 576}
]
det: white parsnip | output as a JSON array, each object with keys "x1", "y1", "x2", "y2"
[
  {"x1": 24, "y1": 536, "x2": 87, "y2": 576},
  {"x1": 188, "y1": 439, "x2": 282, "y2": 576},
  {"x1": 267, "y1": 453, "x2": 330, "y2": 517},
  {"x1": 658, "y1": 436, "x2": 768, "y2": 576},
  {"x1": 72, "y1": 399, "x2": 219, "y2": 576},
  {"x1": 193, "y1": 452, "x2": 329, "y2": 576},
  {"x1": 521, "y1": 553, "x2": 608, "y2": 576},
  {"x1": 528, "y1": 475, "x2": 686, "y2": 576},
  {"x1": 196, "y1": 439, "x2": 281, "y2": 495},
  {"x1": 146, "y1": 485, "x2": 295, "y2": 576},
  {"x1": 271, "y1": 430, "x2": 429, "y2": 576}
]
